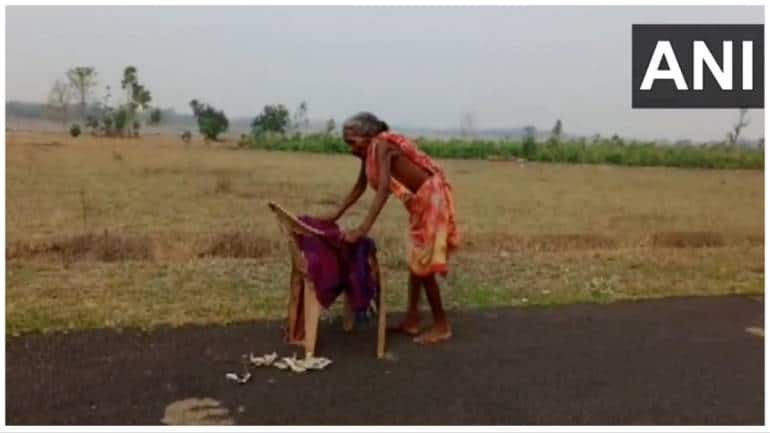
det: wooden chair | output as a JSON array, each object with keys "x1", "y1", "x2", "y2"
[{"x1": 267, "y1": 201, "x2": 387, "y2": 359}]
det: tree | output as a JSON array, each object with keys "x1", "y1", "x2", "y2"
[
  {"x1": 726, "y1": 108, "x2": 750, "y2": 146},
  {"x1": 190, "y1": 99, "x2": 229, "y2": 141},
  {"x1": 113, "y1": 107, "x2": 129, "y2": 134},
  {"x1": 130, "y1": 83, "x2": 152, "y2": 112},
  {"x1": 522, "y1": 125, "x2": 537, "y2": 159},
  {"x1": 324, "y1": 118, "x2": 336, "y2": 135},
  {"x1": 551, "y1": 119, "x2": 562, "y2": 141},
  {"x1": 251, "y1": 104, "x2": 290, "y2": 135},
  {"x1": 102, "y1": 116, "x2": 114, "y2": 136},
  {"x1": 85, "y1": 115, "x2": 99, "y2": 134},
  {"x1": 291, "y1": 101, "x2": 309, "y2": 133},
  {"x1": 102, "y1": 85, "x2": 112, "y2": 109},
  {"x1": 119, "y1": 66, "x2": 152, "y2": 136},
  {"x1": 121, "y1": 66, "x2": 137, "y2": 96},
  {"x1": 523, "y1": 125, "x2": 536, "y2": 140},
  {"x1": 46, "y1": 80, "x2": 74, "y2": 126},
  {"x1": 149, "y1": 108, "x2": 162, "y2": 125},
  {"x1": 66, "y1": 67, "x2": 98, "y2": 119}
]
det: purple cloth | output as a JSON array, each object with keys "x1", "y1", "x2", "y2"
[{"x1": 297, "y1": 216, "x2": 377, "y2": 312}]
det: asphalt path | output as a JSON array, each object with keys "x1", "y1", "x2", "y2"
[{"x1": 6, "y1": 295, "x2": 764, "y2": 425}]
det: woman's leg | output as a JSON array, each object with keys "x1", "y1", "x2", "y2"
[
  {"x1": 388, "y1": 272, "x2": 422, "y2": 335},
  {"x1": 414, "y1": 274, "x2": 452, "y2": 344}
]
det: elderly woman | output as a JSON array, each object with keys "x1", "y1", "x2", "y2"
[{"x1": 321, "y1": 112, "x2": 460, "y2": 344}]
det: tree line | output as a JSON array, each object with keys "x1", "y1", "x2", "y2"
[
  {"x1": 23, "y1": 65, "x2": 761, "y2": 150},
  {"x1": 39, "y1": 65, "x2": 337, "y2": 143},
  {"x1": 188, "y1": 99, "x2": 335, "y2": 144},
  {"x1": 44, "y1": 66, "x2": 162, "y2": 138}
]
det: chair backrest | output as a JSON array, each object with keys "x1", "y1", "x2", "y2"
[
  {"x1": 267, "y1": 201, "x2": 326, "y2": 273},
  {"x1": 268, "y1": 201, "x2": 325, "y2": 237}
]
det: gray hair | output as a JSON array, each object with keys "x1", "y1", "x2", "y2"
[{"x1": 342, "y1": 112, "x2": 389, "y2": 137}]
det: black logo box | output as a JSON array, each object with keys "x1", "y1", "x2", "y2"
[{"x1": 632, "y1": 24, "x2": 763, "y2": 108}]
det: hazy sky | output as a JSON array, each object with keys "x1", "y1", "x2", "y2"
[{"x1": 6, "y1": 6, "x2": 764, "y2": 141}]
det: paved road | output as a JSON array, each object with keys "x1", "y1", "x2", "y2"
[{"x1": 6, "y1": 296, "x2": 764, "y2": 425}]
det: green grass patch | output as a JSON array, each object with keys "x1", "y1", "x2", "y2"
[{"x1": 245, "y1": 134, "x2": 763, "y2": 170}]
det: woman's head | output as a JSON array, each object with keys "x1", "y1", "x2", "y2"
[{"x1": 342, "y1": 112, "x2": 389, "y2": 156}]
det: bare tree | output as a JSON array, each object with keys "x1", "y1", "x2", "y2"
[
  {"x1": 726, "y1": 108, "x2": 750, "y2": 146},
  {"x1": 550, "y1": 119, "x2": 563, "y2": 141},
  {"x1": 46, "y1": 80, "x2": 74, "y2": 126},
  {"x1": 460, "y1": 112, "x2": 475, "y2": 138},
  {"x1": 325, "y1": 117, "x2": 336, "y2": 135},
  {"x1": 523, "y1": 125, "x2": 536, "y2": 140},
  {"x1": 67, "y1": 67, "x2": 98, "y2": 119}
]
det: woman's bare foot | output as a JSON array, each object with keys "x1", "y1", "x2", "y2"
[
  {"x1": 388, "y1": 314, "x2": 421, "y2": 336},
  {"x1": 413, "y1": 323, "x2": 452, "y2": 345}
]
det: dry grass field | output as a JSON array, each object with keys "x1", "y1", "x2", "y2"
[{"x1": 6, "y1": 131, "x2": 764, "y2": 335}]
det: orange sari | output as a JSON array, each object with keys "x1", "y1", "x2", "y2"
[{"x1": 366, "y1": 132, "x2": 460, "y2": 276}]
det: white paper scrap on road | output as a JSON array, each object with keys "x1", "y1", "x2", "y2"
[{"x1": 226, "y1": 352, "x2": 332, "y2": 383}]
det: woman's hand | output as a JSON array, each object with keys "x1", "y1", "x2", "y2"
[{"x1": 342, "y1": 226, "x2": 367, "y2": 243}]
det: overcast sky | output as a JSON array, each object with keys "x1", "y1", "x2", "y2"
[{"x1": 6, "y1": 6, "x2": 764, "y2": 141}]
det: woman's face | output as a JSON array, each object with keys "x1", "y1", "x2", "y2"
[{"x1": 343, "y1": 128, "x2": 370, "y2": 157}]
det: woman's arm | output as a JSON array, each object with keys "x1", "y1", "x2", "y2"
[
  {"x1": 325, "y1": 160, "x2": 366, "y2": 221},
  {"x1": 356, "y1": 140, "x2": 396, "y2": 234}
]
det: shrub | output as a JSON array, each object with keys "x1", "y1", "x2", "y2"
[
  {"x1": 522, "y1": 136, "x2": 537, "y2": 159},
  {"x1": 251, "y1": 104, "x2": 290, "y2": 136},
  {"x1": 149, "y1": 108, "x2": 162, "y2": 125},
  {"x1": 237, "y1": 134, "x2": 250, "y2": 148},
  {"x1": 112, "y1": 108, "x2": 128, "y2": 135},
  {"x1": 190, "y1": 100, "x2": 228, "y2": 141},
  {"x1": 69, "y1": 124, "x2": 81, "y2": 137},
  {"x1": 85, "y1": 116, "x2": 99, "y2": 134}
]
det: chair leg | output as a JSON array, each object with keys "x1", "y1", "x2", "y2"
[
  {"x1": 304, "y1": 278, "x2": 321, "y2": 358},
  {"x1": 286, "y1": 267, "x2": 304, "y2": 345},
  {"x1": 373, "y1": 255, "x2": 386, "y2": 359},
  {"x1": 342, "y1": 293, "x2": 354, "y2": 332}
]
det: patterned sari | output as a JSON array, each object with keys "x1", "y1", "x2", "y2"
[{"x1": 365, "y1": 132, "x2": 460, "y2": 276}]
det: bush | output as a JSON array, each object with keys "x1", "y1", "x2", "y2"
[
  {"x1": 181, "y1": 130, "x2": 192, "y2": 143},
  {"x1": 113, "y1": 108, "x2": 128, "y2": 134},
  {"x1": 522, "y1": 137, "x2": 537, "y2": 159},
  {"x1": 102, "y1": 116, "x2": 114, "y2": 136},
  {"x1": 85, "y1": 116, "x2": 99, "y2": 133},
  {"x1": 149, "y1": 108, "x2": 162, "y2": 125},
  {"x1": 237, "y1": 134, "x2": 250, "y2": 148},
  {"x1": 69, "y1": 124, "x2": 81, "y2": 138},
  {"x1": 245, "y1": 135, "x2": 762, "y2": 170},
  {"x1": 251, "y1": 104, "x2": 290, "y2": 135},
  {"x1": 190, "y1": 100, "x2": 228, "y2": 141}
]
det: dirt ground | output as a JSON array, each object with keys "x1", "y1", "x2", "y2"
[{"x1": 6, "y1": 295, "x2": 763, "y2": 425}]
